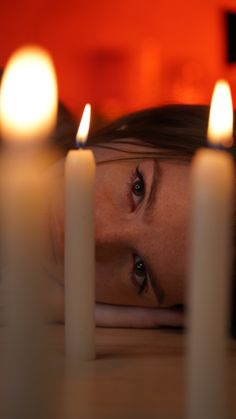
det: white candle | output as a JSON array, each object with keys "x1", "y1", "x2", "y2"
[
  {"x1": 187, "y1": 80, "x2": 234, "y2": 419},
  {"x1": 0, "y1": 45, "x2": 58, "y2": 316},
  {"x1": 65, "y1": 104, "x2": 95, "y2": 360},
  {"x1": 0, "y1": 45, "x2": 58, "y2": 418}
]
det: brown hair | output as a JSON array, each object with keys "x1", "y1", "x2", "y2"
[
  {"x1": 52, "y1": 103, "x2": 236, "y2": 337},
  {"x1": 87, "y1": 104, "x2": 236, "y2": 338}
]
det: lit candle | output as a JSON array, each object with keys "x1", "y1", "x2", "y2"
[
  {"x1": 0, "y1": 45, "x2": 58, "y2": 418},
  {"x1": 187, "y1": 80, "x2": 234, "y2": 419},
  {"x1": 65, "y1": 104, "x2": 95, "y2": 360},
  {"x1": 0, "y1": 45, "x2": 58, "y2": 319},
  {"x1": 0, "y1": 46, "x2": 57, "y2": 143}
]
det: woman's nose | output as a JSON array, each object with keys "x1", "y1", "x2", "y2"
[{"x1": 95, "y1": 220, "x2": 134, "y2": 262}]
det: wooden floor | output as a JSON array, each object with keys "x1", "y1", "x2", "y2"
[
  {"x1": 47, "y1": 326, "x2": 236, "y2": 419},
  {"x1": 1, "y1": 326, "x2": 236, "y2": 419}
]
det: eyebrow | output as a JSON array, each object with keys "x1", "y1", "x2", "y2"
[{"x1": 144, "y1": 159, "x2": 166, "y2": 304}]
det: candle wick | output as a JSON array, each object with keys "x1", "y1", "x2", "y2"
[
  {"x1": 76, "y1": 141, "x2": 87, "y2": 150},
  {"x1": 207, "y1": 143, "x2": 229, "y2": 152}
]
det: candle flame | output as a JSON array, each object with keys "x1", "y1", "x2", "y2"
[
  {"x1": 207, "y1": 80, "x2": 233, "y2": 148},
  {"x1": 76, "y1": 104, "x2": 91, "y2": 146},
  {"x1": 0, "y1": 45, "x2": 58, "y2": 144}
]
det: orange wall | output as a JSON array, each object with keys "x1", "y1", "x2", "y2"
[{"x1": 1, "y1": 0, "x2": 236, "y2": 119}]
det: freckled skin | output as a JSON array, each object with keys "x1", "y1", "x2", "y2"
[
  {"x1": 93, "y1": 143, "x2": 191, "y2": 309},
  {"x1": 45, "y1": 143, "x2": 190, "y2": 327}
]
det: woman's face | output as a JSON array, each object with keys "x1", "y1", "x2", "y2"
[{"x1": 93, "y1": 142, "x2": 191, "y2": 309}]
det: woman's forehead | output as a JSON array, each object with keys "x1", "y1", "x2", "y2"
[{"x1": 92, "y1": 139, "x2": 160, "y2": 164}]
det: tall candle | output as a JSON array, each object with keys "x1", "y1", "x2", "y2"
[
  {"x1": 187, "y1": 80, "x2": 234, "y2": 419},
  {"x1": 65, "y1": 104, "x2": 95, "y2": 360},
  {"x1": 0, "y1": 45, "x2": 58, "y2": 418}
]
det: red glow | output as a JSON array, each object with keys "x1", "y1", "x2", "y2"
[{"x1": 0, "y1": 0, "x2": 235, "y2": 121}]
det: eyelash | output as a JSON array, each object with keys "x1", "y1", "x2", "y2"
[
  {"x1": 128, "y1": 165, "x2": 146, "y2": 211},
  {"x1": 131, "y1": 254, "x2": 149, "y2": 294},
  {"x1": 128, "y1": 165, "x2": 148, "y2": 293}
]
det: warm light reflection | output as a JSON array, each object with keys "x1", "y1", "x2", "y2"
[
  {"x1": 76, "y1": 104, "x2": 91, "y2": 146},
  {"x1": 0, "y1": 45, "x2": 58, "y2": 144},
  {"x1": 207, "y1": 80, "x2": 233, "y2": 148}
]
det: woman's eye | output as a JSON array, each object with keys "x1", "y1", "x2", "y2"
[
  {"x1": 132, "y1": 254, "x2": 148, "y2": 294},
  {"x1": 131, "y1": 167, "x2": 145, "y2": 207}
]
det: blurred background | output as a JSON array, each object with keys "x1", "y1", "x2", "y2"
[{"x1": 1, "y1": 0, "x2": 236, "y2": 125}]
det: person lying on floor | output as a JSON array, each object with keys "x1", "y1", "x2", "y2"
[{"x1": 45, "y1": 103, "x2": 236, "y2": 337}]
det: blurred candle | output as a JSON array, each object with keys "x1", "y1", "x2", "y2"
[
  {"x1": 0, "y1": 45, "x2": 58, "y2": 313},
  {"x1": 65, "y1": 104, "x2": 95, "y2": 360},
  {"x1": 0, "y1": 45, "x2": 57, "y2": 143},
  {"x1": 0, "y1": 45, "x2": 58, "y2": 419},
  {"x1": 187, "y1": 80, "x2": 234, "y2": 419}
]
